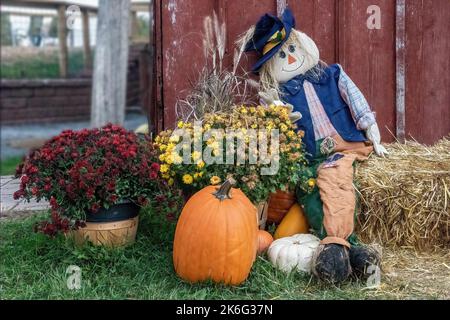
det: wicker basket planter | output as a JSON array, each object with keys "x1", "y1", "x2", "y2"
[{"x1": 72, "y1": 201, "x2": 140, "y2": 247}]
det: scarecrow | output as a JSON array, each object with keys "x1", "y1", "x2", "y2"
[{"x1": 244, "y1": 8, "x2": 387, "y2": 283}]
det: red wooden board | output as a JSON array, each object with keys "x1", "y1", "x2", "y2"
[
  {"x1": 152, "y1": 0, "x2": 449, "y2": 144},
  {"x1": 405, "y1": 0, "x2": 450, "y2": 144}
]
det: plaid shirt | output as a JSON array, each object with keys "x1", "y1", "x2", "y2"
[{"x1": 304, "y1": 64, "x2": 376, "y2": 141}]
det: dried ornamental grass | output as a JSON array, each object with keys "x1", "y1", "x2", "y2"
[{"x1": 355, "y1": 137, "x2": 450, "y2": 250}]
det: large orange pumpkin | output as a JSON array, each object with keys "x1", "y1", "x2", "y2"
[
  {"x1": 173, "y1": 179, "x2": 258, "y2": 285},
  {"x1": 267, "y1": 190, "x2": 296, "y2": 224}
]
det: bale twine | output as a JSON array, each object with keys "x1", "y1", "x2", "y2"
[{"x1": 355, "y1": 137, "x2": 450, "y2": 251}]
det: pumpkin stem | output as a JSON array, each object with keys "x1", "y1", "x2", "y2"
[{"x1": 213, "y1": 178, "x2": 236, "y2": 201}]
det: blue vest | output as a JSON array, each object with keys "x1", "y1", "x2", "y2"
[{"x1": 280, "y1": 64, "x2": 367, "y2": 159}]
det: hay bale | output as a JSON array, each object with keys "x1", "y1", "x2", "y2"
[{"x1": 355, "y1": 137, "x2": 450, "y2": 250}]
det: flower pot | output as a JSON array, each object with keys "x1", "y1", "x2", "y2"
[
  {"x1": 267, "y1": 190, "x2": 296, "y2": 224},
  {"x1": 72, "y1": 202, "x2": 140, "y2": 247},
  {"x1": 86, "y1": 201, "x2": 140, "y2": 222}
]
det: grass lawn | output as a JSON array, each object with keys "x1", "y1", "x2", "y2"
[
  {"x1": 0, "y1": 156, "x2": 22, "y2": 176},
  {"x1": 1, "y1": 210, "x2": 446, "y2": 300},
  {"x1": 1, "y1": 47, "x2": 85, "y2": 79}
]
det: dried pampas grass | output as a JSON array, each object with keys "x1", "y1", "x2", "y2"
[
  {"x1": 175, "y1": 69, "x2": 257, "y2": 122},
  {"x1": 176, "y1": 11, "x2": 258, "y2": 122},
  {"x1": 355, "y1": 137, "x2": 450, "y2": 251}
]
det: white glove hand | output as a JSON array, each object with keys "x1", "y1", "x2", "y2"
[
  {"x1": 258, "y1": 88, "x2": 281, "y2": 106},
  {"x1": 258, "y1": 89, "x2": 302, "y2": 123},
  {"x1": 288, "y1": 110, "x2": 302, "y2": 123},
  {"x1": 365, "y1": 123, "x2": 389, "y2": 157}
]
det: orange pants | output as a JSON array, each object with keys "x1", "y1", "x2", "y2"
[{"x1": 316, "y1": 136, "x2": 373, "y2": 248}]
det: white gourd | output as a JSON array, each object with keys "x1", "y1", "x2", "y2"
[{"x1": 267, "y1": 233, "x2": 320, "y2": 273}]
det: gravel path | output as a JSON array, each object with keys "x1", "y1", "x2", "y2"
[{"x1": 1, "y1": 112, "x2": 148, "y2": 160}]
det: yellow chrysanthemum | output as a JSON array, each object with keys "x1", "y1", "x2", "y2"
[
  {"x1": 168, "y1": 178, "x2": 174, "y2": 186},
  {"x1": 168, "y1": 153, "x2": 182, "y2": 164},
  {"x1": 165, "y1": 154, "x2": 174, "y2": 164},
  {"x1": 160, "y1": 164, "x2": 169, "y2": 173},
  {"x1": 158, "y1": 154, "x2": 165, "y2": 161},
  {"x1": 159, "y1": 144, "x2": 167, "y2": 151},
  {"x1": 182, "y1": 174, "x2": 194, "y2": 185},
  {"x1": 192, "y1": 151, "x2": 202, "y2": 161},
  {"x1": 197, "y1": 160, "x2": 205, "y2": 169},
  {"x1": 210, "y1": 141, "x2": 219, "y2": 149},
  {"x1": 177, "y1": 121, "x2": 184, "y2": 129},
  {"x1": 210, "y1": 176, "x2": 221, "y2": 185},
  {"x1": 195, "y1": 172, "x2": 204, "y2": 180},
  {"x1": 166, "y1": 143, "x2": 175, "y2": 152},
  {"x1": 308, "y1": 178, "x2": 316, "y2": 187},
  {"x1": 287, "y1": 130, "x2": 295, "y2": 138},
  {"x1": 280, "y1": 124, "x2": 288, "y2": 132}
]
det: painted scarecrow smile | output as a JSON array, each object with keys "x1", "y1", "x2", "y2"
[{"x1": 282, "y1": 55, "x2": 305, "y2": 73}]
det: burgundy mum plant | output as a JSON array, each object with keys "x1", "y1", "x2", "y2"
[{"x1": 14, "y1": 124, "x2": 168, "y2": 236}]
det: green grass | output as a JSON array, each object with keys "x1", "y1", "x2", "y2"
[
  {"x1": 0, "y1": 156, "x2": 22, "y2": 176},
  {"x1": 1, "y1": 50, "x2": 85, "y2": 79},
  {"x1": 0, "y1": 209, "x2": 400, "y2": 300}
]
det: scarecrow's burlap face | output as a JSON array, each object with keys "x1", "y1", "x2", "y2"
[{"x1": 270, "y1": 30, "x2": 320, "y2": 83}]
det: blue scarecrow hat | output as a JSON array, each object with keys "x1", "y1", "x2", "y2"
[{"x1": 245, "y1": 8, "x2": 296, "y2": 72}]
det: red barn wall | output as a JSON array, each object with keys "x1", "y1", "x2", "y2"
[{"x1": 152, "y1": 0, "x2": 450, "y2": 144}]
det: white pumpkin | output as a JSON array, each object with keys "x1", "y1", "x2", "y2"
[{"x1": 267, "y1": 233, "x2": 320, "y2": 273}]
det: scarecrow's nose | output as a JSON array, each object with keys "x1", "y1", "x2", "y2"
[{"x1": 288, "y1": 54, "x2": 297, "y2": 65}]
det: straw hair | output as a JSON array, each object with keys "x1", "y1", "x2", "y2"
[{"x1": 355, "y1": 137, "x2": 450, "y2": 250}]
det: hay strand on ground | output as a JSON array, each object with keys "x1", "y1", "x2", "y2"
[{"x1": 355, "y1": 137, "x2": 450, "y2": 250}]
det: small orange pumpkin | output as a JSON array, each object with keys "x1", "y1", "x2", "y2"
[
  {"x1": 267, "y1": 189, "x2": 296, "y2": 224},
  {"x1": 257, "y1": 230, "x2": 273, "y2": 255},
  {"x1": 173, "y1": 179, "x2": 258, "y2": 285}
]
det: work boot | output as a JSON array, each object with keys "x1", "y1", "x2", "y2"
[
  {"x1": 349, "y1": 245, "x2": 381, "y2": 279},
  {"x1": 312, "y1": 244, "x2": 351, "y2": 284}
]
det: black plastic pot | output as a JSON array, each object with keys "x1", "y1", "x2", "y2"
[{"x1": 86, "y1": 201, "x2": 140, "y2": 223}]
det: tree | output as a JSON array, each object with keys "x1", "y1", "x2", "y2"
[
  {"x1": 1, "y1": 13, "x2": 12, "y2": 46},
  {"x1": 91, "y1": 0, "x2": 131, "y2": 127}
]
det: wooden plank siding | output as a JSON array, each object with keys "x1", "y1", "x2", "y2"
[
  {"x1": 405, "y1": 0, "x2": 450, "y2": 144},
  {"x1": 151, "y1": 0, "x2": 450, "y2": 144}
]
